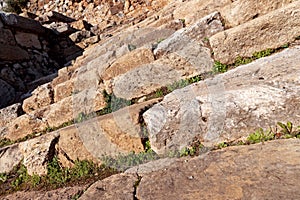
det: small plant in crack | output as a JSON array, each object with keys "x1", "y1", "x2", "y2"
[
  {"x1": 246, "y1": 128, "x2": 274, "y2": 144},
  {"x1": 157, "y1": 38, "x2": 165, "y2": 44},
  {"x1": 234, "y1": 56, "x2": 252, "y2": 66},
  {"x1": 154, "y1": 89, "x2": 164, "y2": 98},
  {"x1": 0, "y1": 138, "x2": 14, "y2": 148},
  {"x1": 133, "y1": 175, "x2": 142, "y2": 200},
  {"x1": 217, "y1": 142, "x2": 229, "y2": 149},
  {"x1": 128, "y1": 44, "x2": 137, "y2": 51},
  {"x1": 167, "y1": 139, "x2": 205, "y2": 157},
  {"x1": 213, "y1": 61, "x2": 228, "y2": 73},
  {"x1": 281, "y1": 43, "x2": 289, "y2": 48},
  {"x1": 252, "y1": 48, "x2": 274, "y2": 59},
  {"x1": 203, "y1": 37, "x2": 209, "y2": 42},
  {"x1": 167, "y1": 79, "x2": 190, "y2": 92},
  {"x1": 101, "y1": 150, "x2": 159, "y2": 172},
  {"x1": 0, "y1": 173, "x2": 8, "y2": 183},
  {"x1": 276, "y1": 121, "x2": 300, "y2": 139}
]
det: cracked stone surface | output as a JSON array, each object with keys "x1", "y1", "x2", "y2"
[
  {"x1": 79, "y1": 174, "x2": 137, "y2": 200},
  {"x1": 210, "y1": 1, "x2": 300, "y2": 64},
  {"x1": 2, "y1": 185, "x2": 87, "y2": 200},
  {"x1": 143, "y1": 46, "x2": 300, "y2": 154},
  {"x1": 81, "y1": 138, "x2": 300, "y2": 200}
]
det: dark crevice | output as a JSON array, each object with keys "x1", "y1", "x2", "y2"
[
  {"x1": 59, "y1": 149, "x2": 75, "y2": 164},
  {"x1": 137, "y1": 103, "x2": 158, "y2": 151},
  {"x1": 252, "y1": 13, "x2": 259, "y2": 19},
  {"x1": 48, "y1": 84, "x2": 55, "y2": 104},
  {"x1": 133, "y1": 174, "x2": 142, "y2": 200},
  {"x1": 43, "y1": 135, "x2": 60, "y2": 165}
]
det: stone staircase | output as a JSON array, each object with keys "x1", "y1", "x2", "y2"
[{"x1": 1, "y1": 0, "x2": 300, "y2": 199}]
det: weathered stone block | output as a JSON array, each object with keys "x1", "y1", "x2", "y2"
[
  {"x1": 5, "y1": 114, "x2": 47, "y2": 141},
  {"x1": 102, "y1": 47, "x2": 155, "y2": 81},
  {"x1": 0, "y1": 44, "x2": 29, "y2": 61},
  {"x1": 143, "y1": 46, "x2": 300, "y2": 154},
  {"x1": 221, "y1": 0, "x2": 298, "y2": 27},
  {"x1": 154, "y1": 11, "x2": 224, "y2": 57},
  {"x1": 0, "y1": 28, "x2": 16, "y2": 45},
  {"x1": 15, "y1": 32, "x2": 41, "y2": 49},
  {"x1": 210, "y1": 1, "x2": 300, "y2": 64},
  {"x1": 136, "y1": 139, "x2": 300, "y2": 199},
  {"x1": 0, "y1": 12, "x2": 46, "y2": 34},
  {"x1": 53, "y1": 79, "x2": 74, "y2": 102},
  {"x1": 22, "y1": 83, "x2": 53, "y2": 114},
  {"x1": 0, "y1": 103, "x2": 22, "y2": 127},
  {"x1": 19, "y1": 132, "x2": 59, "y2": 175},
  {"x1": 0, "y1": 144, "x2": 23, "y2": 174},
  {"x1": 112, "y1": 50, "x2": 213, "y2": 100}
]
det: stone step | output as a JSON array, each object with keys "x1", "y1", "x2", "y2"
[
  {"x1": 143, "y1": 46, "x2": 300, "y2": 154},
  {"x1": 1, "y1": 185, "x2": 87, "y2": 200},
  {"x1": 9, "y1": 11, "x2": 224, "y2": 141},
  {"x1": 79, "y1": 138, "x2": 300, "y2": 199},
  {"x1": 18, "y1": 0, "x2": 296, "y2": 118},
  {"x1": 210, "y1": 0, "x2": 300, "y2": 64},
  {"x1": 0, "y1": 98, "x2": 160, "y2": 175}
]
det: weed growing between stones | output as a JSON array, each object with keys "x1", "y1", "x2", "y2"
[
  {"x1": 246, "y1": 121, "x2": 300, "y2": 144},
  {"x1": 154, "y1": 89, "x2": 164, "y2": 98},
  {"x1": 0, "y1": 73, "x2": 205, "y2": 150},
  {"x1": 213, "y1": 46, "x2": 295, "y2": 74},
  {"x1": 157, "y1": 38, "x2": 165, "y2": 44},
  {"x1": 0, "y1": 138, "x2": 14, "y2": 148},
  {"x1": 217, "y1": 142, "x2": 229, "y2": 149},
  {"x1": 216, "y1": 121, "x2": 300, "y2": 149},
  {"x1": 97, "y1": 90, "x2": 132, "y2": 115},
  {"x1": 179, "y1": 18, "x2": 186, "y2": 25},
  {"x1": 71, "y1": 190, "x2": 85, "y2": 200},
  {"x1": 101, "y1": 135, "x2": 207, "y2": 171},
  {"x1": 246, "y1": 128, "x2": 274, "y2": 144},
  {"x1": 167, "y1": 138, "x2": 208, "y2": 158},
  {"x1": 1, "y1": 122, "x2": 299, "y2": 196},
  {"x1": 11, "y1": 164, "x2": 41, "y2": 188},
  {"x1": 0, "y1": 173, "x2": 8, "y2": 183},
  {"x1": 0, "y1": 131, "x2": 43, "y2": 148},
  {"x1": 0, "y1": 157, "x2": 117, "y2": 196},
  {"x1": 0, "y1": 91, "x2": 132, "y2": 149},
  {"x1": 145, "y1": 74, "x2": 204, "y2": 101},
  {"x1": 167, "y1": 79, "x2": 190, "y2": 92},
  {"x1": 213, "y1": 61, "x2": 228, "y2": 73},
  {"x1": 102, "y1": 149, "x2": 159, "y2": 172}
]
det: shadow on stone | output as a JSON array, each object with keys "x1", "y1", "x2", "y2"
[{"x1": 0, "y1": 12, "x2": 84, "y2": 109}]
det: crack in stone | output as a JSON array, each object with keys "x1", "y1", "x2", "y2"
[{"x1": 133, "y1": 166, "x2": 142, "y2": 200}]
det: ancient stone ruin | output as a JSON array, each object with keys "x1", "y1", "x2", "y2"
[
  {"x1": 0, "y1": 0, "x2": 300, "y2": 199},
  {"x1": 0, "y1": 11, "x2": 84, "y2": 108}
]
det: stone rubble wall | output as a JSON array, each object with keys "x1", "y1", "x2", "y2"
[{"x1": 0, "y1": 12, "x2": 84, "y2": 109}]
